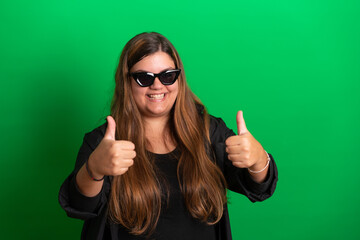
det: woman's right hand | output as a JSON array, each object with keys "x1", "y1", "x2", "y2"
[{"x1": 87, "y1": 116, "x2": 136, "y2": 179}]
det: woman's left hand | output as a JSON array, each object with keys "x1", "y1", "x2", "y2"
[{"x1": 225, "y1": 111, "x2": 268, "y2": 172}]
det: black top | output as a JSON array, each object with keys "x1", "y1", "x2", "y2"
[
  {"x1": 109, "y1": 149, "x2": 217, "y2": 240},
  {"x1": 59, "y1": 115, "x2": 278, "y2": 240}
]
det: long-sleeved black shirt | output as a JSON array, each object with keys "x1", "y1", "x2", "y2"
[{"x1": 59, "y1": 115, "x2": 278, "y2": 240}]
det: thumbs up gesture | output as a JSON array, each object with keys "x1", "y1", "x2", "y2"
[
  {"x1": 87, "y1": 116, "x2": 136, "y2": 179},
  {"x1": 225, "y1": 111, "x2": 268, "y2": 171}
]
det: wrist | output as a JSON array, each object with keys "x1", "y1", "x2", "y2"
[
  {"x1": 248, "y1": 151, "x2": 270, "y2": 173},
  {"x1": 86, "y1": 157, "x2": 104, "y2": 181}
]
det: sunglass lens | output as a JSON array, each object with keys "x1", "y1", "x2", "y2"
[
  {"x1": 135, "y1": 73, "x2": 154, "y2": 87},
  {"x1": 160, "y1": 71, "x2": 178, "y2": 85}
]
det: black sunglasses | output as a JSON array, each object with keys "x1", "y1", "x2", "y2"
[{"x1": 130, "y1": 69, "x2": 181, "y2": 87}]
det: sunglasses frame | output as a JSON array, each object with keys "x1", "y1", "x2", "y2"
[{"x1": 130, "y1": 69, "x2": 181, "y2": 87}]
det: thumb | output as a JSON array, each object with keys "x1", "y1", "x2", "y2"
[
  {"x1": 104, "y1": 115, "x2": 116, "y2": 140},
  {"x1": 236, "y1": 110, "x2": 248, "y2": 135}
]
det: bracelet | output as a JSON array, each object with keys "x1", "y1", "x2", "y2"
[
  {"x1": 248, "y1": 151, "x2": 270, "y2": 174},
  {"x1": 85, "y1": 160, "x2": 104, "y2": 181}
]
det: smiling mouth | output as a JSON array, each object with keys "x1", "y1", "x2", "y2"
[{"x1": 147, "y1": 93, "x2": 165, "y2": 100}]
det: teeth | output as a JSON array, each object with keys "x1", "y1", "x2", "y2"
[{"x1": 148, "y1": 94, "x2": 165, "y2": 99}]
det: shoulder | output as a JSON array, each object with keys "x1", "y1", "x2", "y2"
[
  {"x1": 82, "y1": 122, "x2": 107, "y2": 150},
  {"x1": 195, "y1": 104, "x2": 233, "y2": 141},
  {"x1": 209, "y1": 115, "x2": 236, "y2": 143}
]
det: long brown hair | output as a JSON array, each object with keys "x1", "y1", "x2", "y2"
[{"x1": 109, "y1": 32, "x2": 227, "y2": 235}]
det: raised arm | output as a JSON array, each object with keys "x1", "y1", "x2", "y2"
[
  {"x1": 225, "y1": 111, "x2": 269, "y2": 183},
  {"x1": 76, "y1": 116, "x2": 136, "y2": 197}
]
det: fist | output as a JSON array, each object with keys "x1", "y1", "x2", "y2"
[
  {"x1": 87, "y1": 116, "x2": 136, "y2": 178},
  {"x1": 225, "y1": 111, "x2": 267, "y2": 169}
]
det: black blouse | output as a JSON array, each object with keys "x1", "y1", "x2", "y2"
[
  {"x1": 59, "y1": 115, "x2": 278, "y2": 240},
  {"x1": 108, "y1": 149, "x2": 217, "y2": 240}
]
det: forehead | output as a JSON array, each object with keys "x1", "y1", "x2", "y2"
[{"x1": 130, "y1": 51, "x2": 175, "y2": 73}]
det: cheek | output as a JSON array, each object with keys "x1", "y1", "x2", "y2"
[
  {"x1": 131, "y1": 82, "x2": 146, "y2": 100},
  {"x1": 168, "y1": 82, "x2": 179, "y2": 97}
]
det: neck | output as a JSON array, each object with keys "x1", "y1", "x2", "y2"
[
  {"x1": 143, "y1": 115, "x2": 169, "y2": 136},
  {"x1": 143, "y1": 115, "x2": 176, "y2": 154}
]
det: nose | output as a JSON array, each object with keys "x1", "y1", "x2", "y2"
[{"x1": 149, "y1": 77, "x2": 163, "y2": 89}]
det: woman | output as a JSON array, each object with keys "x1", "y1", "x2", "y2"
[{"x1": 59, "y1": 32, "x2": 278, "y2": 240}]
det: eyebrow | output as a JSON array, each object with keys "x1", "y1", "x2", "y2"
[{"x1": 131, "y1": 67, "x2": 176, "y2": 74}]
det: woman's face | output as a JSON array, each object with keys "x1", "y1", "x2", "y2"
[{"x1": 130, "y1": 51, "x2": 179, "y2": 119}]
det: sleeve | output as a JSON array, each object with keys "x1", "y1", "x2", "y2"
[
  {"x1": 58, "y1": 123, "x2": 110, "y2": 220},
  {"x1": 209, "y1": 116, "x2": 278, "y2": 203}
]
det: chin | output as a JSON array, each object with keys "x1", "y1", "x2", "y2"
[{"x1": 146, "y1": 108, "x2": 171, "y2": 118}]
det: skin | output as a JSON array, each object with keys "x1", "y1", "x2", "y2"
[
  {"x1": 130, "y1": 51, "x2": 179, "y2": 121},
  {"x1": 225, "y1": 111, "x2": 270, "y2": 183},
  {"x1": 75, "y1": 51, "x2": 269, "y2": 197},
  {"x1": 130, "y1": 52, "x2": 178, "y2": 154},
  {"x1": 75, "y1": 52, "x2": 178, "y2": 197}
]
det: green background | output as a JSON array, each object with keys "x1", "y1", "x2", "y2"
[{"x1": 1, "y1": 0, "x2": 359, "y2": 239}]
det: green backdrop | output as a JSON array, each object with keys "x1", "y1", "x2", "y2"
[{"x1": 1, "y1": 0, "x2": 359, "y2": 239}]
